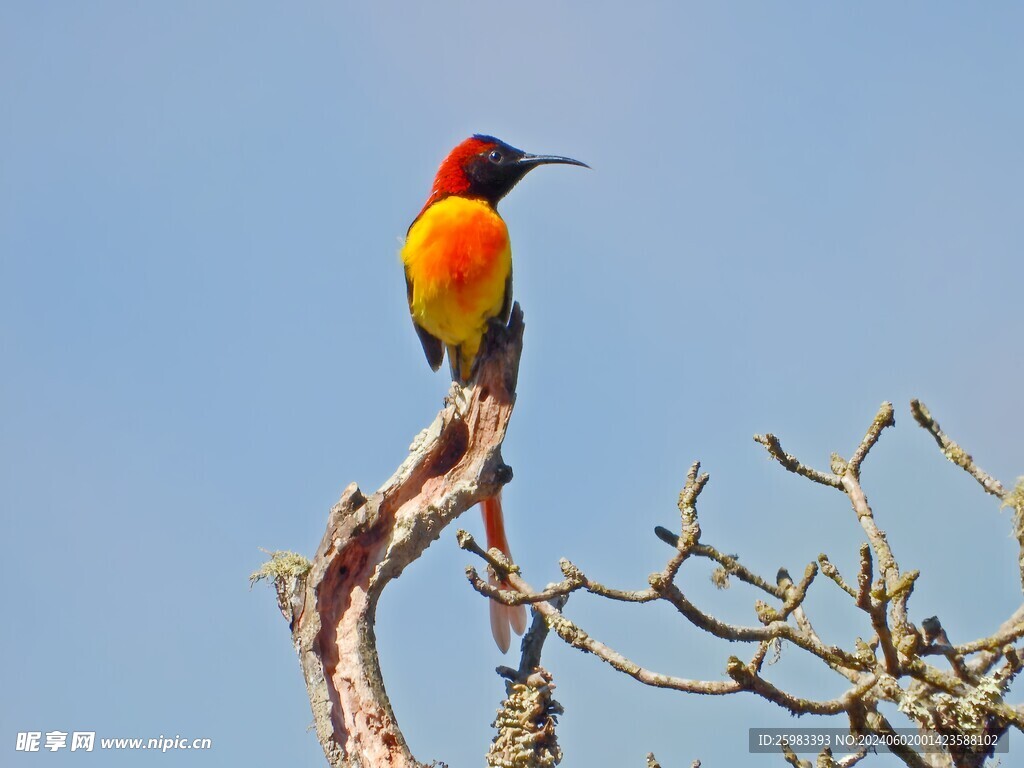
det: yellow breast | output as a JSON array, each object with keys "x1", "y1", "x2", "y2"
[{"x1": 401, "y1": 196, "x2": 512, "y2": 348}]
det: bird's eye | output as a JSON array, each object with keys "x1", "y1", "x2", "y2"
[{"x1": 488, "y1": 150, "x2": 503, "y2": 164}]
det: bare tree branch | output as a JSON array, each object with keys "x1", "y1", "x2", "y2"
[
  {"x1": 910, "y1": 399, "x2": 1006, "y2": 499},
  {"x1": 258, "y1": 306, "x2": 526, "y2": 768},
  {"x1": 459, "y1": 400, "x2": 1023, "y2": 768},
  {"x1": 753, "y1": 433, "x2": 843, "y2": 489},
  {"x1": 911, "y1": 398, "x2": 1024, "y2": 599}
]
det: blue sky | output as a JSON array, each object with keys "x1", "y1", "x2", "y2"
[{"x1": 2, "y1": 3, "x2": 1022, "y2": 766}]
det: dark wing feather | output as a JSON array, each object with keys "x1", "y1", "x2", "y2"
[
  {"x1": 405, "y1": 271, "x2": 444, "y2": 371},
  {"x1": 498, "y1": 268, "x2": 513, "y2": 324},
  {"x1": 446, "y1": 344, "x2": 463, "y2": 382}
]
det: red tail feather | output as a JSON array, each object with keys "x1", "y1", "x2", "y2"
[{"x1": 481, "y1": 493, "x2": 528, "y2": 652}]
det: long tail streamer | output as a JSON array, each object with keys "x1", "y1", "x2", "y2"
[{"x1": 481, "y1": 493, "x2": 528, "y2": 652}]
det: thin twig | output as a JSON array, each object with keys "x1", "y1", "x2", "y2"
[
  {"x1": 910, "y1": 399, "x2": 1006, "y2": 499},
  {"x1": 753, "y1": 433, "x2": 843, "y2": 489},
  {"x1": 847, "y1": 401, "x2": 895, "y2": 478},
  {"x1": 818, "y1": 554, "x2": 858, "y2": 599},
  {"x1": 656, "y1": 527, "x2": 788, "y2": 600}
]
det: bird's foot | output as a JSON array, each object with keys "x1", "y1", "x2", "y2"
[{"x1": 444, "y1": 382, "x2": 470, "y2": 415}]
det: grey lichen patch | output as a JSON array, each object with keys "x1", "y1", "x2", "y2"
[
  {"x1": 1002, "y1": 477, "x2": 1024, "y2": 535},
  {"x1": 830, "y1": 452, "x2": 848, "y2": 476},
  {"x1": 250, "y1": 549, "x2": 312, "y2": 589},
  {"x1": 557, "y1": 558, "x2": 585, "y2": 587},
  {"x1": 754, "y1": 600, "x2": 779, "y2": 624},
  {"x1": 487, "y1": 668, "x2": 563, "y2": 768},
  {"x1": 942, "y1": 442, "x2": 973, "y2": 470},
  {"x1": 710, "y1": 566, "x2": 730, "y2": 589},
  {"x1": 875, "y1": 401, "x2": 896, "y2": 429},
  {"x1": 899, "y1": 674, "x2": 1005, "y2": 735},
  {"x1": 546, "y1": 613, "x2": 588, "y2": 649},
  {"x1": 955, "y1": 675, "x2": 1007, "y2": 732}
]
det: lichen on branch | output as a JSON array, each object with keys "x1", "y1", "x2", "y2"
[{"x1": 462, "y1": 401, "x2": 1023, "y2": 768}]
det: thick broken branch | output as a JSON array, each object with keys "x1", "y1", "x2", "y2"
[{"x1": 258, "y1": 306, "x2": 526, "y2": 768}]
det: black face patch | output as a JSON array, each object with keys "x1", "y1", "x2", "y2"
[
  {"x1": 459, "y1": 136, "x2": 588, "y2": 206},
  {"x1": 463, "y1": 139, "x2": 531, "y2": 205}
]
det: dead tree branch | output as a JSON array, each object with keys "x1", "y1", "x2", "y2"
[
  {"x1": 256, "y1": 306, "x2": 526, "y2": 768},
  {"x1": 461, "y1": 401, "x2": 1023, "y2": 768},
  {"x1": 911, "y1": 398, "x2": 1024, "y2": 594}
]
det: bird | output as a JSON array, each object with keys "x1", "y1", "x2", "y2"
[{"x1": 401, "y1": 135, "x2": 587, "y2": 651}]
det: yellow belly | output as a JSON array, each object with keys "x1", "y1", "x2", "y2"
[{"x1": 402, "y1": 196, "x2": 511, "y2": 359}]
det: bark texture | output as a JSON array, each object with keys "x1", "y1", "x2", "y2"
[{"x1": 265, "y1": 307, "x2": 524, "y2": 768}]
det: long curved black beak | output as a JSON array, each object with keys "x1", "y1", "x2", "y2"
[{"x1": 516, "y1": 153, "x2": 590, "y2": 169}]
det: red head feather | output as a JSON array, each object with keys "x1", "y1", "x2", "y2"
[{"x1": 421, "y1": 136, "x2": 498, "y2": 211}]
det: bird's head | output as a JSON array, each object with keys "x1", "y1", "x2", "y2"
[{"x1": 425, "y1": 135, "x2": 588, "y2": 208}]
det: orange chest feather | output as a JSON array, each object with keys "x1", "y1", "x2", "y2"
[
  {"x1": 403, "y1": 196, "x2": 510, "y2": 291},
  {"x1": 401, "y1": 196, "x2": 512, "y2": 346}
]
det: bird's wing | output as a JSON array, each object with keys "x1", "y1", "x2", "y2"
[
  {"x1": 498, "y1": 268, "x2": 514, "y2": 324},
  {"x1": 405, "y1": 271, "x2": 444, "y2": 371}
]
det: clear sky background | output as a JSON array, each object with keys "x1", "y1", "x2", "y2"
[{"x1": 2, "y1": 3, "x2": 1022, "y2": 767}]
